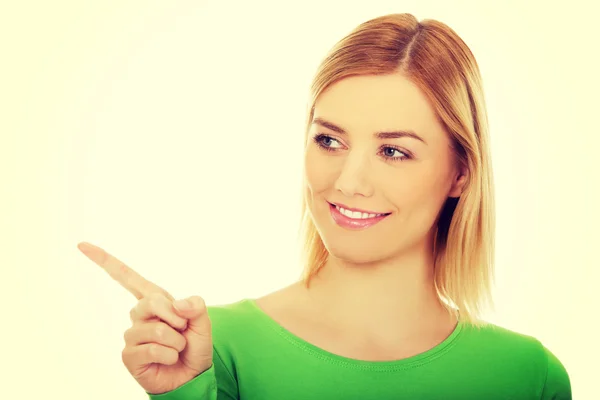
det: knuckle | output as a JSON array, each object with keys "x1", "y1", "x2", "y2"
[
  {"x1": 118, "y1": 263, "x2": 129, "y2": 275},
  {"x1": 123, "y1": 324, "x2": 142, "y2": 345},
  {"x1": 154, "y1": 323, "x2": 168, "y2": 341},
  {"x1": 121, "y1": 346, "x2": 131, "y2": 363},
  {"x1": 147, "y1": 343, "x2": 159, "y2": 357},
  {"x1": 148, "y1": 291, "x2": 165, "y2": 303},
  {"x1": 130, "y1": 298, "x2": 147, "y2": 320},
  {"x1": 123, "y1": 328, "x2": 131, "y2": 343},
  {"x1": 147, "y1": 293, "x2": 165, "y2": 310},
  {"x1": 129, "y1": 306, "x2": 137, "y2": 321}
]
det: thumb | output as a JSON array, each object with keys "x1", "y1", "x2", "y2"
[
  {"x1": 173, "y1": 296, "x2": 212, "y2": 335},
  {"x1": 173, "y1": 296, "x2": 213, "y2": 372}
]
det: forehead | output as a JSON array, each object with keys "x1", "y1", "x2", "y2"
[{"x1": 313, "y1": 74, "x2": 443, "y2": 140}]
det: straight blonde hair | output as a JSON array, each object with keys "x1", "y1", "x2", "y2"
[{"x1": 298, "y1": 13, "x2": 495, "y2": 327}]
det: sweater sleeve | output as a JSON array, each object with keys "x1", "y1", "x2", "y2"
[
  {"x1": 146, "y1": 364, "x2": 218, "y2": 400},
  {"x1": 147, "y1": 346, "x2": 239, "y2": 400},
  {"x1": 540, "y1": 345, "x2": 571, "y2": 400}
]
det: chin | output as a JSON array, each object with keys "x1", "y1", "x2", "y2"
[{"x1": 320, "y1": 235, "x2": 392, "y2": 265}]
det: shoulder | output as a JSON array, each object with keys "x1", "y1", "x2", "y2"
[
  {"x1": 205, "y1": 285, "x2": 300, "y2": 339},
  {"x1": 203, "y1": 284, "x2": 311, "y2": 358},
  {"x1": 204, "y1": 298, "x2": 262, "y2": 374},
  {"x1": 461, "y1": 321, "x2": 571, "y2": 399},
  {"x1": 461, "y1": 321, "x2": 543, "y2": 352},
  {"x1": 539, "y1": 341, "x2": 572, "y2": 399},
  {"x1": 206, "y1": 298, "x2": 258, "y2": 334}
]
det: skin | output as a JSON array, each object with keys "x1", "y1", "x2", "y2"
[
  {"x1": 257, "y1": 73, "x2": 467, "y2": 359},
  {"x1": 80, "y1": 73, "x2": 471, "y2": 382},
  {"x1": 77, "y1": 242, "x2": 213, "y2": 394}
]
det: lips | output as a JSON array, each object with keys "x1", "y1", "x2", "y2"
[
  {"x1": 328, "y1": 201, "x2": 391, "y2": 217},
  {"x1": 328, "y1": 202, "x2": 391, "y2": 230}
]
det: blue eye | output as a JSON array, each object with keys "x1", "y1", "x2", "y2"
[
  {"x1": 312, "y1": 133, "x2": 412, "y2": 162},
  {"x1": 382, "y1": 147, "x2": 408, "y2": 160},
  {"x1": 314, "y1": 134, "x2": 342, "y2": 150}
]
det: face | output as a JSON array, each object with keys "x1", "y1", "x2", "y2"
[{"x1": 304, "y1": 73, "x2": 466, "y2": 265}]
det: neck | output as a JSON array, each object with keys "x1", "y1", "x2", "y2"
[{"x1": 303, "y1": 239, "x2": 455, "y2": 339}]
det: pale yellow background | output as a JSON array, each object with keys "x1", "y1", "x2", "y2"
[{"x1": 1, "y1": 0, "x2": 598, "y2": 398}]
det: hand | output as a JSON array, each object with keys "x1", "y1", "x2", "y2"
[{"x1": 77, "y1": 242, "x2": 213, "y2": 395}]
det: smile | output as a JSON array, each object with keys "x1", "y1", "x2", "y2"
[{"x1": 328, "y1": 202, "x2": 391, "y2": 230}]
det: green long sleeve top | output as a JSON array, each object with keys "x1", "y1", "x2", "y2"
[{"x1": 148, "y1": 299, "x2": 571, "y2": 399}]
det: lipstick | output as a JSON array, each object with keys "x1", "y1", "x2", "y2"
[{"x1": 328, "y1": 202, "x2": 390, "y2": 230}]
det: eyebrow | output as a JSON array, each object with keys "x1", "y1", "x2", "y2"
[{"x1": 311, "y1": 117, "x2": 427, "y2": 144}]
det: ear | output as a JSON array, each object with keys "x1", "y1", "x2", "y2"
[{"x1": 448, "y1": 167, "x2": 468, "y2": 198}]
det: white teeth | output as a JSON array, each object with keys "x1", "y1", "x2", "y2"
[{"x1": 336, "y1": 205, "x2": 384, "y2": 219}]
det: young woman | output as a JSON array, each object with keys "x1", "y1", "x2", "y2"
[{"x1": 79, "y1": 13, "x2": 572, "y2": 399}]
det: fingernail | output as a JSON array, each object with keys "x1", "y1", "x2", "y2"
[{"x1": 173, "y1": 299, "x2": 191, "y2": 311}]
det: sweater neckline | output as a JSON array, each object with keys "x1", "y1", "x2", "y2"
[{"x1": 242, "y1": 298, "x2": 465, "y2": 371}]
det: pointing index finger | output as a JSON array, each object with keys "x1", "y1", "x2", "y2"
[{"x1": 77, "y1": 242, "x2": 172, "y2": 300}]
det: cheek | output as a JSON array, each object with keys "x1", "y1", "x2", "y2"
[
  {"x1": 384, "y1": 167, "x2": 452, "y2": 213},
  {"x1": 304, "y1": 148, "x2": 338, "y2": 194}
]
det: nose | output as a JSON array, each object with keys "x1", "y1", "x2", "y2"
[{"x1": 334, "y1": 151, "x2": 374, "y2": 198}]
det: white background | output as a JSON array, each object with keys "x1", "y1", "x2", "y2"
[{"x1": 2, "y1": 0, "x2": 598, "y2": 398}]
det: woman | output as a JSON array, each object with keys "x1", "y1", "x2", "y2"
[{"x1": 78, "y1": 13, "x2": 572, "y2": 399}]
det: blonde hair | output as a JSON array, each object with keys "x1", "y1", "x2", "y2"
[{"x1": 297, "y1": 13, "x2": 495, "y2": 327}]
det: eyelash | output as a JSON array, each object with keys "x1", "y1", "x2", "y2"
[{"x1": 312, "y1": 134, "x2": 412, "y2": 162}]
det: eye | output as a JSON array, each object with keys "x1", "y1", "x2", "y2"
[
  {"x1": 313, "y1": 134, "x2": 343, "y2": 150},
  {"x1": 381, "y1": 146, "x2": 409, "y2": 161}
]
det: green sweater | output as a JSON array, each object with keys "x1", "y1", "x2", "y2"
[{"x1": 148, "y1": 299, "x2": 571, "y2": 399}]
